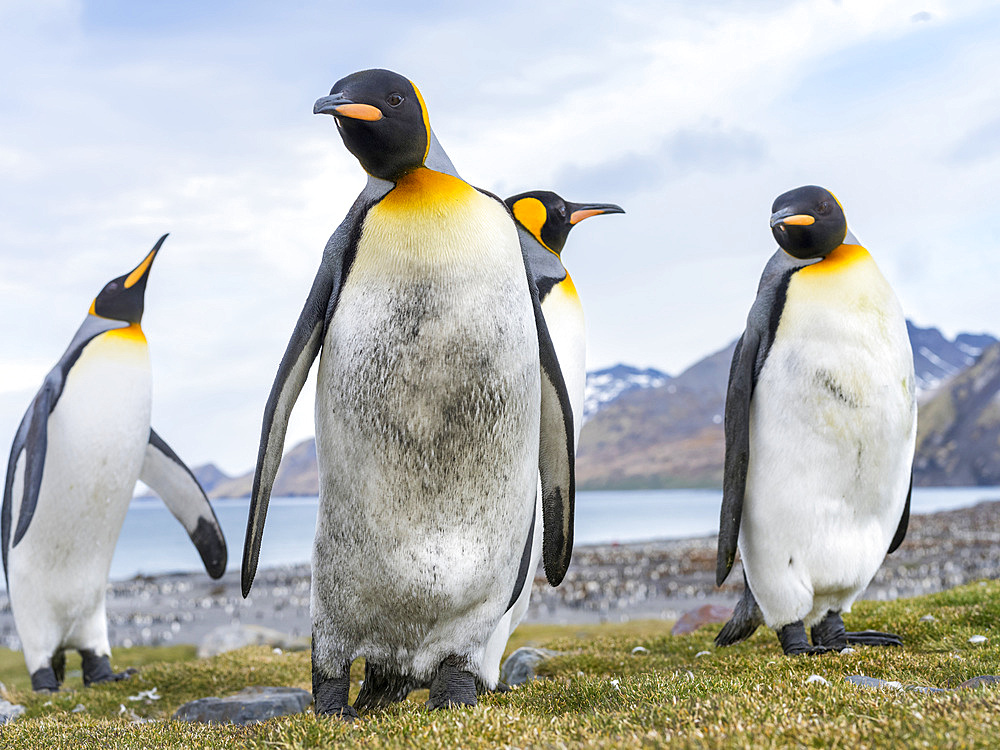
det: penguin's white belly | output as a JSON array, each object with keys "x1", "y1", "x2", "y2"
[
  {"x1": 312, "y1": 183, "x2": 539, "y2": 679},
  {"x1": 9, "y1": 331, "x2": 150, "y2": 658},
  {"x1": 741, "y1": 254, "x2": 916, "y2": 626},
  {"x1": 542, "y1": 281, "x2": 586, "y2": 446}
]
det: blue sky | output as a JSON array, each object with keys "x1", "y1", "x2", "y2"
[{"x1": 2, "y1": 0, "x2": 998, "y2": 474}]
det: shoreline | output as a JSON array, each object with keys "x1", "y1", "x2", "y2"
[{"x1": 1, "y1": 500, "x2": 997, "y2": 652}]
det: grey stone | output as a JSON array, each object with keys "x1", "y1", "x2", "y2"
[
  {"x1": 197, "y1": 624, "x2": 310, "y2": 658},
  {"x1": 957, "y1": 675, "x2": 1000, "y2": 689},
  {"x1": 173, "y1": 686, "x2": 313, "y2": 725},
  {"x1": 0, "y1": 699, "x2": 26, "y2": 725},
  {"x1": 500, "y1": 647, "x2": 561, "y2": 687},
  {"x1": 845, "y1": 675, "x2": 946, "y2": 693}
]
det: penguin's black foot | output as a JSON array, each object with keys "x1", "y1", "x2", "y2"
[
  {"x1": 778, "y1": 621, "x2": 831, "y2": 656},
  {"x1": 313, "y1": 657, "x2": 357, "y2": 721},
  {"x1": 845, "y1": 630, "x2": 903, "y2": 648},
  {"x1": 30, "y1": 666, "x2": 61, "y2": 693},
  {"x1": 80, "y1": 650, "x2": 137, "y2": 686},
  {"x1": 811, "y1": 610, "x2": 849, "y2": 651},
  {"x1": 427, "y1": 655, "x2": 477, "y2": 710}
]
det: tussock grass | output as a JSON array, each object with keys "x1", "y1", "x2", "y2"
[{"x1": 2, "y1": 581, "x2": 999, "y2": 748}]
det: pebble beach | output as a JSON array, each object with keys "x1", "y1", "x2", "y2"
[{"x1": 1, "y1": 499, "x2": 997, "y2": 653}]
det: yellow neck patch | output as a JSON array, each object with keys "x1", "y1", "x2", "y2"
[
  {"x1": 379, "y1": 167, "x2": 474, "y2": 213},
  {"x1": 557, "y1": 272, "x2": 579, "y2": 302},
  {"x1": 104, "y1": 322, "x2": 147, "y2": 342},
  {"x1": 798, "y1": 243, "x2": 870, "y2": 277},
  {"x1": 512, "y1": 197, "x2": 551, "y2": 251}
]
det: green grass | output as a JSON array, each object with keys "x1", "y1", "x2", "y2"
[{"x1": 2, "y1": 581, "x2": 999, "y2": 748}]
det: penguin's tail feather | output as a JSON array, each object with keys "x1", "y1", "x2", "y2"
[{"x1": 715, "y1": 581, "x2": 764, "y2": 647}]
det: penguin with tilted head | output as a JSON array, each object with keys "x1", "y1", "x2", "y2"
[
  {"x1": 2, "y1": 236, "x2": 227, "y2": 691},
  {"x1": 715, "y1": 186, "x2": 916, "y2": 655},
  {"x1": 474, "y1": 191, "x2": 622, "y2": 679},
  {"x1": 241, "y1": 69, "x2": 575, "y2": 719}
]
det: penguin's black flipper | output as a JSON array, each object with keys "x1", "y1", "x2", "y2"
[
  {"x1": 528, "y1": 272, "x2": 575, "y2": 586},
  {"x1": 717, "y1": 330, "x2": 758, "y2": 586},
  {"x1": 141, "y1": 429, "x2": 227, "y2": 578},
  {"x1": 716, "y1": 252, "x2": 808, "y2": 586},
  {"x1": 2, "y1": 384, "x2": 54, "y2": 584},
  {"x1": 887, "y1": 472, "x2": 912, "y2": 554},
  {"x1": 242, "y1": 188, "x2": 385, "y2": 597}
]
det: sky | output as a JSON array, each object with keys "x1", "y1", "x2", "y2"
[{"x1": 1, "y1": 0, "x2": 998, "y2": 475}]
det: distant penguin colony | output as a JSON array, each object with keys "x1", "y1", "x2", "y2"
[
  {"x1": 715, "y1": 186, "x2": 916, "y2": 655},
  {"x1": 2, "y1": 237, "x2": 227, "y2": 691},
  {"x1": 240, "y1": 68, "x2": 575, "y2": 719}
]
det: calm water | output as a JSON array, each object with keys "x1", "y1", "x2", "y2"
[{"x1": 105, "y1": 486, "x2": 1000, "y2": 581}]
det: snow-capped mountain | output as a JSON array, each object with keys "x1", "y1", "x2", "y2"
[
  {"x1": 583, "y1": 365, "x2": 671, "y2": 422},
  {"x1": 907, "y1": 321, "x2": 998, "y2": 394}
]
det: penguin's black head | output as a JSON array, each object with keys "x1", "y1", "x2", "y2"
[
  {"x1": 90, "y1": 234, "x2": 166, "y2": 324},
  {"x1": 769, "y1": 185, "x2": 847, "y2": 259},
  {"x1": 505, "y1": 190, "x2": 625, "y2": 255},
  {"x1": 314, "y1": 69, "x2": 430, "y2": 182}
]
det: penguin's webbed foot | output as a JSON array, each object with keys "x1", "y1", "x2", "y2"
[
  {"x1": 778, "y1": 621, "x2": 832, "y2": 656},
  {"x1": 846, "y1": 630, "x2": 903, "y2": 648},
  {"x1": 80, "y1": 650, "x2": 137, "y2": 687},
  {"x1": 811, "y1": 610, "x2": 848, "y2": 651},
  {"x1": 427, "y1": 655, "x2": 477, "y2": 710},
  {"x1": 30, "y1": 666, "x2": 61, "y2": 693}
]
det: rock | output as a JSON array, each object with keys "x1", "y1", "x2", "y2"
[
  {"x1": 0, "y1": 699, "x2": 25, "y2": 725},
  {"x1": 806, "y1": 674, "x2": 829, "y2": 685},
  {"x1": 671, "y1": 604, "x2": 733, "y2": 636},
  {"x1": 500, "y1": 647, "x2": 561, "y2": 687},
  {"x1": 172, "y1": 686, "x2": 312, "y2": 725},
  {"x1": 197, "y1": 624, "x2": 310, "y2": 658},
  {"x1": 845, "y1": 675, "x2": 946, "y2": 693},
  {"x1": 957, "y1": 675, "x2": 1000, "y2": 689},
  {"x1": 846, "y1": 675, "x2": 903, "y2": 690},
  {"x1": 968, "y1": 635, "x2": 987, "y2": 644},
  {"x1": 919, "y1": 614, "x2": 936, "y2": 622}
]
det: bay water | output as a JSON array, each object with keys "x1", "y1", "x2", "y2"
[{"x1": 108, "y1": 486, "x2": 1000, "y2": 581}]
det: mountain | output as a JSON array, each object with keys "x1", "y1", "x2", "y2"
[
  {"x1": 584, "y1": 365, "x2": 671, "y2": 421},
  {"x1": 577, "y1": 343, "x2": 733, "y2": 489},
  {"x1": 913, "y1": 342, "x2": 1000, "y2": 486},
  {"x1": 577, "y1": 322, "x2": 998, "y2": 489},
  {"x1": 210, "y1": 438, "x2": 317, "y2": 499},
  {"x1": 198, "y1": 321, "x2": 998, "y2": 497},
  {"x1": 907, "y1": 322, "x2": 997, "y2": 394}
]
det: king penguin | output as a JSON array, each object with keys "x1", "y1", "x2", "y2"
[
  {"x1": 474, "y1": 191, "x2": 622, "y2": 681},
  {"x1": 714, "y1": 186, "x2": 916, "y2": 655},
  {"x1": 241, "y1": 69, "x2": 575, "y2": 719},
  {"x1": 2, "y1": 236, "x2": 227, "y2": 691}
]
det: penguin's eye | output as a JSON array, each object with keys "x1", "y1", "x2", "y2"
[
  {"x1": 817, "y1": 201, "x2": 832, "y2": 215},
  {"x1": 106, "y1": 282, "x2": 119, "y2": 292},
  {"x1": 386, "y1": 93, "x2": 404, "y2": 108}
]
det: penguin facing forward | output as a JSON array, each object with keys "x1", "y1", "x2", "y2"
[
  {"x1": 473, "y1": 191, "x2": 622, "y2": 681},
  {"x1": 241, "y1": 69, "x2": 575, "y2": 719},
  {"x1": 2, "y1": 236, "x2": 227, "y2": 691},
  {"x1": 715, "y1": 186, "x2": 916, "y2": 655}
]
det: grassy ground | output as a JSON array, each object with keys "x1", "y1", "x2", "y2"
[{"x1": 1, "y1": 581, "x2": 998, "y2": 748}]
